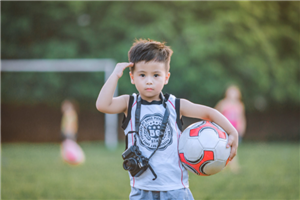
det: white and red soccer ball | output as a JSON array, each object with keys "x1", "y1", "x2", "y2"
[{"x1": 179, "y1": 121, "x2": 231, "y2": 176}]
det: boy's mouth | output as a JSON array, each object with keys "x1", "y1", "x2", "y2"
[{"x1": 146, "y1": 88, "x2": 153, "y2": 91}]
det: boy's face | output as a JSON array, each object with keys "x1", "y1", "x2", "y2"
[{"x1": 130, "y1": 61, "x2": 170, "y2": 102}]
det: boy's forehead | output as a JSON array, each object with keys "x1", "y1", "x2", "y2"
[{"x1": 134, "y1": 60, "x2": 168, "y2": 71}]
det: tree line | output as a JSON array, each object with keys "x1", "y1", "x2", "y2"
[{"x1": 2, "y1": 1, "x2": 299, "y2": 112}]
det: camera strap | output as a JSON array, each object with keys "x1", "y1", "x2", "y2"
[
  {"x1": 130, "y1": 92, "x2": 170, "y2": 156},
  {"x1": 124, "y1": 93, "x2": 170, "y2": 180}
]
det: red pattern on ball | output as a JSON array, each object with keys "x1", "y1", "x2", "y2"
[
  {"x1": 179, "y1": 150, "x2": 214, "y2": 176},
  {"x1": 189, "y1": 121, "x2": 226, "y2": 139}
]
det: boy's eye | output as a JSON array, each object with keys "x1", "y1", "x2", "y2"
[
  {"x1": 140, "y1": 74, "x2": 145, "y2": 77},
  {"x1": 154, "y1": 74, "x2": 159, "y2": 77}
]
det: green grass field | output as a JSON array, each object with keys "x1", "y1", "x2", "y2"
[{"x1": 2, "y1": 142, "x2": 299, "y2": 200}]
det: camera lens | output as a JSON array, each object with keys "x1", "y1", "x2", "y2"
[{"x1": 123, "y1": 158, "x2": 138, "y2": 171}]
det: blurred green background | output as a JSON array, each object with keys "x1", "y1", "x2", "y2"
[
  {"x1": 2, "y1": 1, "x2": 299, "y2": 143},
  {"x1": 2, "y1": 1, "x2": 299, "y2": 110}
]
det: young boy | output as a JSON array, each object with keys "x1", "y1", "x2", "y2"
[{"x1": 96, "y1": 39, "x2": 238, "y2": 200}]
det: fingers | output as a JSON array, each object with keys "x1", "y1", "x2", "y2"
[
  {"x1": 121, "y1": 62, "x2": 134, "y2": 71},
  {"x1": 229, "y1": 146, "x2": 237, "y2": 161},
  {"x1": 114, "y1": 62, "x2": 134, "y2": 78},
  {"x1": 226, "y1": 136, "x2": 233, "y2": 148},
  {"x1": 127, "y1": 62, "x2": 134, "y2": 67},
  {"x1": 124, "y1": 62, "x2": 134, "y2": 68},
  {"x1": 227, "y1": 135, "x2": 238, "y2": 161},
  {"x1": 117, "y1": 62, "x2": 134, "y2": 69}
]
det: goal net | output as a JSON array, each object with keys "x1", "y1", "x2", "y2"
[{"x1": 1, "y1": 59, "x2": 118, "y2": 149}]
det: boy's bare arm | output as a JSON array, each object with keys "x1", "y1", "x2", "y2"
[
  {"x1": 96, "y1": 62, "x2": 134, "y2": 114},
  {"x1": 180, "y1": 99, "x2": 238, "y2": 160}
]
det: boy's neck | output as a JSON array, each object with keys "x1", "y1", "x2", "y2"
[{"x1": 139, "y1": 93, "x2": 162, "y2": 103}]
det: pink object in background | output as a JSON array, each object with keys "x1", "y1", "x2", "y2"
[{"x1": 61, "y1": 139, "x2": 85, "y2": 165}]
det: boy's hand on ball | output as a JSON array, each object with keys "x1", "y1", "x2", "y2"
[
  {"x1": 227, "y1": 134, "x2": 238, "y2": 161},
  {"x1": 114, "y1": 62, "x2": 134, "y2": 78}
]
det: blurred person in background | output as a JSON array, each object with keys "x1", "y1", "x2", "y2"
[
  {"x1": 215, "y1": 85, "x2": 246, "y2": 173},
  {"x1": 61, "y1": 99, "x2": 78, "y2": 141},
  {"x1": 60, "y1": 99, "x2": 85, "y2": 165}
]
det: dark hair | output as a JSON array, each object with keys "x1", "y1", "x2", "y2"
[{"x1": 128, "y1": 38, "x2": 173, "y2": 72}]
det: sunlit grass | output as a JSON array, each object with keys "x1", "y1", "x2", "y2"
[{"x1": 2, "y1": 142, "x2": 299, "y2": 200}]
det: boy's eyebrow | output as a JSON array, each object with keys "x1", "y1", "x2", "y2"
[{"x1": 136, "y1": 70, "x2": 163, "y2": 73}]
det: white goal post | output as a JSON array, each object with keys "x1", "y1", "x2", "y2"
[{"x1": 1, "y1": 59, "x2": 118, "y2": 149}]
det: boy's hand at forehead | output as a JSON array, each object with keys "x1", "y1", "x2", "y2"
[
  {"x1": 114, "y1": 62, "x2": 134, "y2": 78},
  {"x1": 96, "y1": 62, "x2": 134, "y2": 114}
]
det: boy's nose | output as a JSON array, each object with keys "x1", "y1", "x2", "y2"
[{"x1": 146, "y1": 77, "x2": 153, "y2": 84}]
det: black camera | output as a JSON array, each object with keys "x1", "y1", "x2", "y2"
[{"x1": 122, "y1": 145, "x2": 157, "y2": 180}]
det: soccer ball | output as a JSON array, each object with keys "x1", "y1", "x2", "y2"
[{"x1": 178, "y1": 121, "x2": 231, "y2": 176}]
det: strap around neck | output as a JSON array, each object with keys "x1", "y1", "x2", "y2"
[
  {"x1": 131, "y1": 92, "x2": 170, "y2": 158},
  {"x1": 134, "y1": 92, "x2": 169, "y2": 137}
]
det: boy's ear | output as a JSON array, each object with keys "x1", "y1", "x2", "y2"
[
  {"x1": 165, "y1": 72, "x2": 171, "y2": 85},
  {"x1": 129, "y1": 72, "x2": 135, "y2": 84}
]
